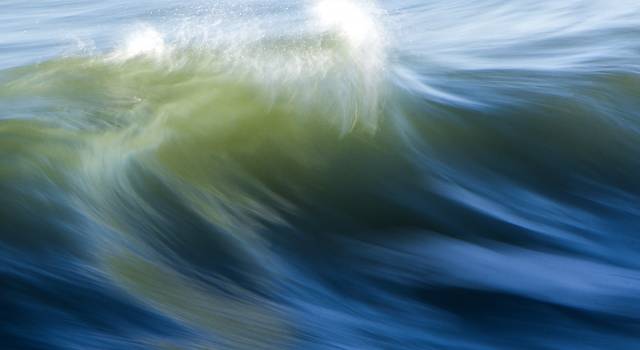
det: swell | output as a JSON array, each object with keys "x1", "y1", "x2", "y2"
[{"x1": 2, "y1": 0, "x2": 640, "y2": 349}]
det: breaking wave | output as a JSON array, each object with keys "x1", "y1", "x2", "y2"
[{"x1": 2, "y1": 0, "x2": 640, "y2": 349}]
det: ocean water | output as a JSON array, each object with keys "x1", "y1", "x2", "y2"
[{"x1": 1, "y1": 0, "x2": 640, "y2": 349}]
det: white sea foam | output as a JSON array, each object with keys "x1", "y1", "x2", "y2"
[{"x1": 109, "y1": 25, "x2": 169, "y2": 61}]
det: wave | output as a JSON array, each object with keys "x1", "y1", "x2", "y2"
[{"x1": 2, "y1": 0, "x2": 640, "y2": 349}]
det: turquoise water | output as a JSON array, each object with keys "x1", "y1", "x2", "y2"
[{"x1": 2, "y1": 1, "x2": 640, "y2": 349}]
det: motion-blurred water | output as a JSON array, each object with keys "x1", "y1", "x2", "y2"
[{"x1": 2, "y1": 0, "x2": 640, "y2": 349}]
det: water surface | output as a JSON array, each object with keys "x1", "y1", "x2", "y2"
[{"x1": 2, "y1": 0, "x2": 640, "y2": 349}]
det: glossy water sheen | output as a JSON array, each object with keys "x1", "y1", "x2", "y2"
[{"x1": 1, "y1": 0, "x2": 640, "y2": 349}]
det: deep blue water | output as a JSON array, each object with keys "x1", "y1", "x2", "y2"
[{"x1": 2, "y1": 0, "x2": 640, "y2": 349}]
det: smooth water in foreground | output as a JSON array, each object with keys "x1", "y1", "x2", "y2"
[{"x1": 2, "y1": 0, "x2": 640, "y2": 349}]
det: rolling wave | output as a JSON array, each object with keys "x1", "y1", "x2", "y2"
[{"x1": 1, "y1": 0, "x2": 640, "y2": 349}]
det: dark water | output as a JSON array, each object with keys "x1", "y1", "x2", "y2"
[{"x1": 2, "y1": 0, "x2": 640, "y2": 349}]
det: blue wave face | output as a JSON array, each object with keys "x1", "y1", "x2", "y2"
[{"x1": 1, "y1": 1, "x2": 640, "y2": 349}]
